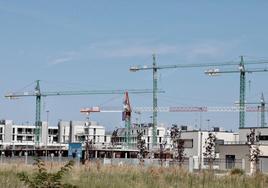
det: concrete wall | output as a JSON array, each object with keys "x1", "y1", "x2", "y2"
[
  {"x1": 239, "y1": 127, "x2": 268, "y2": 144},
  {"x1": 58, "y1": 121, "x2": 70, "y2": 143},
  {"x1": 4, "y1": 120, "x2": 13, "y2": 143},
  {"x1": 218, "y1": 144, "x2": 249, "y2": 172},
  {"x1": 58, "y1": 120, "x2": 106, "y2": 144},
  {"x1": 181, "y1": 131, "x2": 199, "y2": 157},
  {"x1": 180, "y1": 131, "x2": 238, "y2": 158},
  {"x1": 260, "y1": 157, "x2": 268, "y2": 173},
  {"x1": 41, "y1": 122, "x2": 48, "y2": 146}
]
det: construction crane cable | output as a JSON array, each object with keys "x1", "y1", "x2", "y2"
[{"x1": 13, "y1": 81, "x2": 36, "y2": 93}]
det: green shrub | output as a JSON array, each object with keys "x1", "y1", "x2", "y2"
[
  {"x1": 230, "y1": 168, "x2": 245, "y2": 176},
  {"x1": 17, "y1": 158, "x2": 76, "y2": 188}
]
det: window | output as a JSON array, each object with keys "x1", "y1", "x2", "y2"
[
  {"x1": 0, "y1": 127, "x2": 2, "y2": 133},
  {"x1": 183, "y1": 139, "x2": 193, "y2": 148},
  {"x1": 48, "y1": 129, "x2": 58, "y2": 135},
  {"x1": 93, "y1": 128, "x2": 96, "y2": 135},
  {"x1": 104, "y1": 136, "x2": 107, "y2": 142},
  {"x1": 159, "y1": 137, "x2": 162, "y2": 143},
  {"x1": 53, "y1": 129, "x2": 58, "y2": 134},
  {"x1": 13, "y1": 128, "x2": 15, "y2": 134},
  {"x1": 226, "y1": 155, "x2": 235, "y2": 169},
  {"x1": 17, "y1": 136, "x2": 23, "y2": 142},
  {"x1": 84, "y1": 128, "x2": 89, "y2": 134},
  {"x1": 18, "y1": 128, "x2": 23, "y2": 134},
  {"x1": 147, "y1": 137, "x2": 150, "y2": 143},
  {"x1": 26, "y1": 128, "x2": 33, "y2": 134},
  {"x1": 53, "y1": 137, "x2": 58, "y2": 142},
  {"x1": 79, "y1": 136, "x2": 85, "y2": 142},
  {"x1": 259, "y1": 135, "x2": 268, "y2": 141},
  {"x1": 26, "y1": 136, "x2": 33, "y2": 141},
  {"x1": 157, "y1": 130, "x2": 160, "y2": 136}
]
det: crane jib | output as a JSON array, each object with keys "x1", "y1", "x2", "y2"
[
  {"x1": 5, "y1": 89, "x2": 165, "y2": 98},
  {"x1": 131, "y1": 60, "x2": 268, "y2": 71}
]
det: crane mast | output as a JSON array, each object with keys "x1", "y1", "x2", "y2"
[
  {"x1": 239, "y1": 56, "x2": 246, "y2": 128},
  {"x1": 152, "y1": 54, "x2": 158, "y2": 146},
  {"x1": 35, "y1": 80, "x2": 42, "y2": 145},
  {"x1": 261, "y1": 93, "x2": 266, "y2": 127}
]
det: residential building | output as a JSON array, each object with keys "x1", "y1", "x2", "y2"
[{"x1": 218, "y1": 127, "x2": 268, "y2": 173}]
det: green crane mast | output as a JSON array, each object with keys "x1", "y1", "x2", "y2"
[
  {"x1": 242, "y1": 93, "x2": 267, "y2": 127},
  {"x1": 35, "y1": 80, "x2": 42, "y2": 145},
  {"x1": 130, "y1": 55, "x2": 268, "y2": 146},
  {"x1": 260, "y1": 93, "x2": 266, "y2": 127},
  {"x1": 252, "y1": 93, "x2": 267, "y2": 128},
  {"x1": 239, "y1": 56, "x2": 246, "y2": 129},
  {"x1": 152, "y1": 54, "x2": 158, "y2": 146},
  {"x1": 205, "y1": 56, "x2": 268, "y2": 128},
  {"x1": 5, "y1": 80, "x2": 164, "y2": 146}
]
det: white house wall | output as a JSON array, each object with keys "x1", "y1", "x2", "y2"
[{"x1": 239, "y1": 127, "x2": 268, "y2": 144}]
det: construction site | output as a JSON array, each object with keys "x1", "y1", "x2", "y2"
[
  {"x1": 1, "y1": 2, "x2": 268, "y2": 187},
  {"x1": 0, "y1": 55, "x2": 267, "y2": 174}
]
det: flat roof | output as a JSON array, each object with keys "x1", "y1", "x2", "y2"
[{"x1": 239, "y1": 127, "x2": 268, "y2": 129}]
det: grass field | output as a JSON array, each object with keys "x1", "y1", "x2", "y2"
[{"x1": 0, "y1": 162, "x2": 267, "y2": 188}]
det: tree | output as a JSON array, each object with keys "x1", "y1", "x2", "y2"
[
  {"x1": 84, "y1": 139, "x2": 93, "y2": 162},
  {"x1": 137, "y1": 130, "x2": 146, "y2": 165},
  {"x1": 177, "y1": 139, "x2": 185, "y2": 166},
  {"x1": 159, "y1": 141, "x2": 167, "y2": 167},
  {"x1": 170, "y1": 124, "x2": 185, "y2": 167},
  {"x1": 203, "y1": 132, "x2": 217, "y2": 170},
  {"x1": 111, "y1": 129, "x2": 119, "y2": 148},
  {"x1": 246, "y1": 128, "x2": 261, "y2": 174}
]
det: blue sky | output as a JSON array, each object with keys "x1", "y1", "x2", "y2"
[{"x1": 0, "y1": 1, "x2": 268, "y2": 131}]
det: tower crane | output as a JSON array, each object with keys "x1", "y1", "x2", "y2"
[
  {"x1": 259, "y1": 93, "x2": 266, "y2": 127},
  {"x1": 205, "y1": 56, "x2": 268, "y2": 128},
  {"x1": 130, "y1": 55, "x2": 268, "y2": 146},
  {"x1": 235, "y1": 93, "x2": 267, "y2": 127},
  {"x1": 122, "y1": 92, "x2": 132, "y2": 146},
  {"x1": 81, "y1": 105, "x2": 267, "y2": 147},
  {"x1": 81, "y1": 105, "x2": 268, "y2": 113},
  {"x1": 5, "y1": 80, "x2": 164, "y2": 146},
  {"x1": 80, "y1": 92, "x2": 135, "y2": 147}
]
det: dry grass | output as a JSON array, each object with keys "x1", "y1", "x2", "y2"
[{"x1": 0, "y1": 162, "x2": 268, "y2": 188}]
